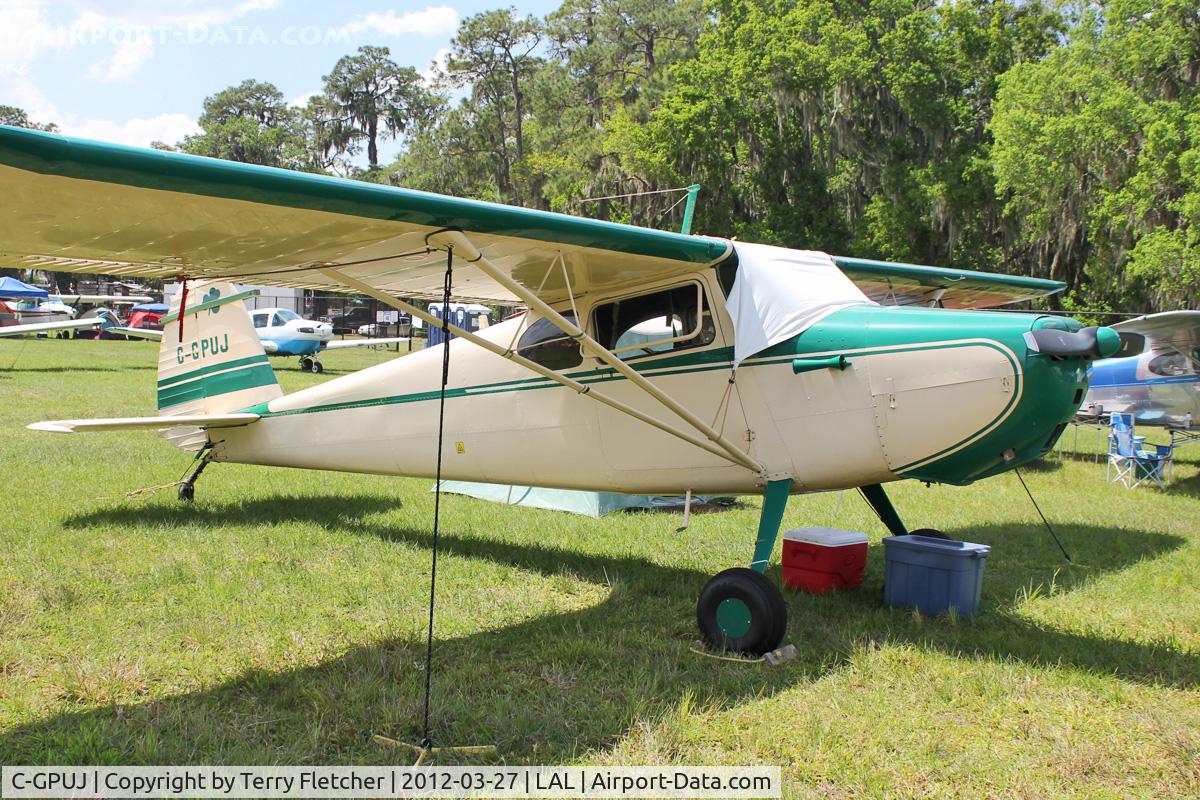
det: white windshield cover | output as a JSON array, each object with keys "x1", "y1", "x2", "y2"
[{"x1": 726, "y1": 242, "x2": 874, "y2": 366}]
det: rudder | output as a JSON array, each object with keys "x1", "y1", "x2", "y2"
[{"x1": 157, "y1": 281, "x2": 282, "y2": 417}]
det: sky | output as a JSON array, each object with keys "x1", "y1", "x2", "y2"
[{"x1": 1, "y1": 0, "x2": 560, "y2": 164}]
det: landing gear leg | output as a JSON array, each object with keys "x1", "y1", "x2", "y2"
[
  {"x1": 859, "y1": 483, "x2": 950, "y2": 539},
  {"x1": 299, "y1": 355, "x2": 324, "y2": 374},
  {"x1": 178, "y1": 451, "x2": 213, "y2": 503},
  {"x1": 697, "y1": 478, "x2": 790, "y2": 654},
  {"x1": 860, "y1": 483, "x2": 908, "y2": 537}
]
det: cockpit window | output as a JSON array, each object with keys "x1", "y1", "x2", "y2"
[
  {"x1": 275, "y1": 309, "x2": 301, "y2": 323},
  {"x1": 593, "y1": 283, "x2": 715, "y2": 361},
  {"x1": 517, "y1": 313, "x2": 582, "y2": 370},
  {"x1": 1148, "y1": 351, "x2": 1193, "y2": 377},
  {"x1": 252, "y1": 313, "x2": 268, "y2": 329}
]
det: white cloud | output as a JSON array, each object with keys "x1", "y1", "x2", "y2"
[
  {"x1": 68, "y1": 0, "x2": 284, "y2": 81},
  {"x1": 0, "y1": 1, "x2": 63, "y2": 80},
  {"x1": 289, "y1": 90, "x2": 320, "y2": 108},
  {"x1": 71, "y1": 0, "x2": 282, "y2": 31},
  {"x1": 61, "y1": 113, "x2": 201, "y2": 147},
  {"x1": 421, "y1": 48, "x2": 451, "y2": 86},
  {"x1": 87, "y1": 37, "x2": 155, "y2": 82},
  {"x1": 342, "y1": 6, "x2": 460, "y2": 38}
]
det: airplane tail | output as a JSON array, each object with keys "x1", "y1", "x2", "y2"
[{"x1": 157, "y1": 281, "x2": 282, "y2": 447}]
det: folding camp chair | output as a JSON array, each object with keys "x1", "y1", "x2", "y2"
[{"x1": 1107, "y1": 413, "x2": 1173, "y2": 488}]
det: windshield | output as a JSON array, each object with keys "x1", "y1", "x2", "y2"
[{"x1": 274, "y1": 309, "x2": 301, "y2": 323}]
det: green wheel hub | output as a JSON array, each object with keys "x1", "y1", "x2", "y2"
[{"x1": 715, "y1": 597, "x2": 752, "y2": 638}]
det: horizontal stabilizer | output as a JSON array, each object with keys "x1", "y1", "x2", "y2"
[
  {"x1": 0, "y1": 318, "x2": 100, "y2": 337},
  {"x1": 107, "y1": 326, "x2": 163, "y2": 340},
  {"x1": 28, "y1": 413, "x2": 260, "y2": 434},
  {"x1": 324, "y1": 337, "x2": 410, "y2": 350}
]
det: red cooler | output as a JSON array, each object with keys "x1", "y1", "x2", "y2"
[{"x1": 782, "y1": 527, "x2": 869, "y2": 592}]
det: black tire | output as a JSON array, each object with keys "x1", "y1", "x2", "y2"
[
  {"x1": 312, "y1": 361, "x2": 324, "y2": 374},
  {"x1": 178, "y1": 483, "x2": 195, "y2": 503},
  {"x1": 697, "y1": 567, "x2": 787, "y2": 655},
  {"x1": 909, "y1": 528, "x2": 952, "y2": 540}
]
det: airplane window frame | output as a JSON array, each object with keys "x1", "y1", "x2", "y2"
[
  {"x1": 591, "y1": 281, "x2": 715, "y2": 362},
  {"x1": 251, "y1": 313, "x2": 269, "y2": 329},
  {"x1": 1148, "y1": 351, "x2": 1193, "y2": 377},
  {"x1": 516, "y1": 311, "x2": 583, "y2": 370}
]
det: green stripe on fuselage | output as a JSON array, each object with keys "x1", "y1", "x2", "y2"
[
  {"x1": 158, "y1": 363, "x2": 278, "y2": 410},
  {"x1": 158, "y1": 354, "x2": 272, "y2": 389}
]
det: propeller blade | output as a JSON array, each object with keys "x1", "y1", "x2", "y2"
[
  {"x1": 1112, "y1": 331, "x2": 1146, "y2": 359},
  {"x1": 1024, "y1": 326, "x2": 1123, "y2": 359}
]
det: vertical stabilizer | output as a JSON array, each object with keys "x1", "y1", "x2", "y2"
[{"x1": 156, "y1": 282, "x2": 281, "y2": 448}]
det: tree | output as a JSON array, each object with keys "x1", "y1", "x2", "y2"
[
  {"x1": 991, "y1": 0, "x2": 1200, "y2": 310},
  {"x1": 179, "y1": 80, "x2": 309, "y2": 169},
  {"x1": 320, "y1": 45, "x2": 441, "y2": 171},
  {"x1": 0, "y1": 105, "x2": 57, "y2": 131},
  {"x1": 441, "y1": 9, "x2": 544, "y2": 204},
  {"x1": 609, "y1": 0, "x2": 1063, "y2": 259}
]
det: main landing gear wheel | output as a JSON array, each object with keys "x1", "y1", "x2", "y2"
[
  {"x1": 697, "y1": 568, "x2": 787, "y2": 655},
  {"x1": 909, "y1": 528, "x2": 952, "y2": 540}
]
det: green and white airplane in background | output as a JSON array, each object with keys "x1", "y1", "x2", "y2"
[{"x1": 0, "y1": 125, "x2": 1138, "y2": 654}]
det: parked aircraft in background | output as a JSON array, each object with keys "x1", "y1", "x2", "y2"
[
  {"x1": 114, "y1": 300, "x2": 409, "y2": 372},
  {"x1": 7, "y1": 293, "x2": 152, "y2": 324},
  {"x1": 3, "y1": 125, "x2": 1133, "y2": 655},
  {"x1": 0, "y1": 307, "x2": 120, "y2": 338},
  {"x1": 1084, "y1": 311, "x2": 1200, "y2": 429}
]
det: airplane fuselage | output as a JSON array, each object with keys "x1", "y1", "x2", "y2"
[
  {"x1": 211, "y1": 273, "x2": 1088, "y2": 494},
  {"x1": 1086, "y1": 351, "x2": 1200, "y2": 427}
]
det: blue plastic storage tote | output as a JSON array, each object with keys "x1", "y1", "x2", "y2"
[{"x1": 883, "y1": 535, "x2": 990, "y2": 617}]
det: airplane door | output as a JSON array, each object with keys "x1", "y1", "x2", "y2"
[{"x1": 590, "y1": 281, "x2": 750, "y2": 474}]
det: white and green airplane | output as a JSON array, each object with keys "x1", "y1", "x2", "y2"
[
  {"x1": 0, "y1": 125, "x2": 1138, "y2": 654},
  {"x1": 0, "y1": 307, "x2": 121, "y2": 338}
]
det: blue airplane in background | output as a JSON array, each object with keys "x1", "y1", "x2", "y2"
[
  {"x1": 1084, "y1": 311, "x2": 1200, "y2": 430},
  {"x1": 115, "y1": 296, "x2": 409, "y2": 373}
]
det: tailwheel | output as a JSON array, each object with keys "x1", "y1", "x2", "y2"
[
  {"x1": 177, "y1": 483, "x2": 195, "y2": 502},
  {"x1": 697, "y1": 568, "x2": 787, "y2": 655}
]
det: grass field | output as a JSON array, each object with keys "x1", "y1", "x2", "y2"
[{"x1": 1, "y1": 337, "x2": 1198, "y2": 798}]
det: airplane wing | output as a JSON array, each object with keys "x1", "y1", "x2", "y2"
[
  {"x1": 0, "y1": 318, "x2": 101, "y2": 337},
  {"x1": 56, "y1": 294, "x2": 154, "y2": 304},
  {"x1": 0, "y1": 126, "x2": 1063, "y2": 313},
  {"x1": 106, "y1": 327, "x2": 163, "y2": 340},
  {"x1": 833, "y1": 257, "x2": 1065, "y2": 309},
  {"x1": 28, "y1": 413, "x2": 260, "y2": 434},
  {"x1": 0, "y1": 126, "x2": 729, "y2": 305},
  {"x1": 1112, "y1": 311, "x2": 1200, "y2": 354},
  {"x1": 323, "y1": 337, "x2": 410, "y2": 351}
]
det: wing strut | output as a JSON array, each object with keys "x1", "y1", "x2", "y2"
[
  {"x1": 423, "y1": 230, "x2": 765, "y2": 475},
  {"x1": 317, "y1": 266, "x2": 756, "y2": 470}
]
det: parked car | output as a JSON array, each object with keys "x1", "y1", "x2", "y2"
[{"x1": 325, "y1": 306, "x2": 372, "y2": 334}]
